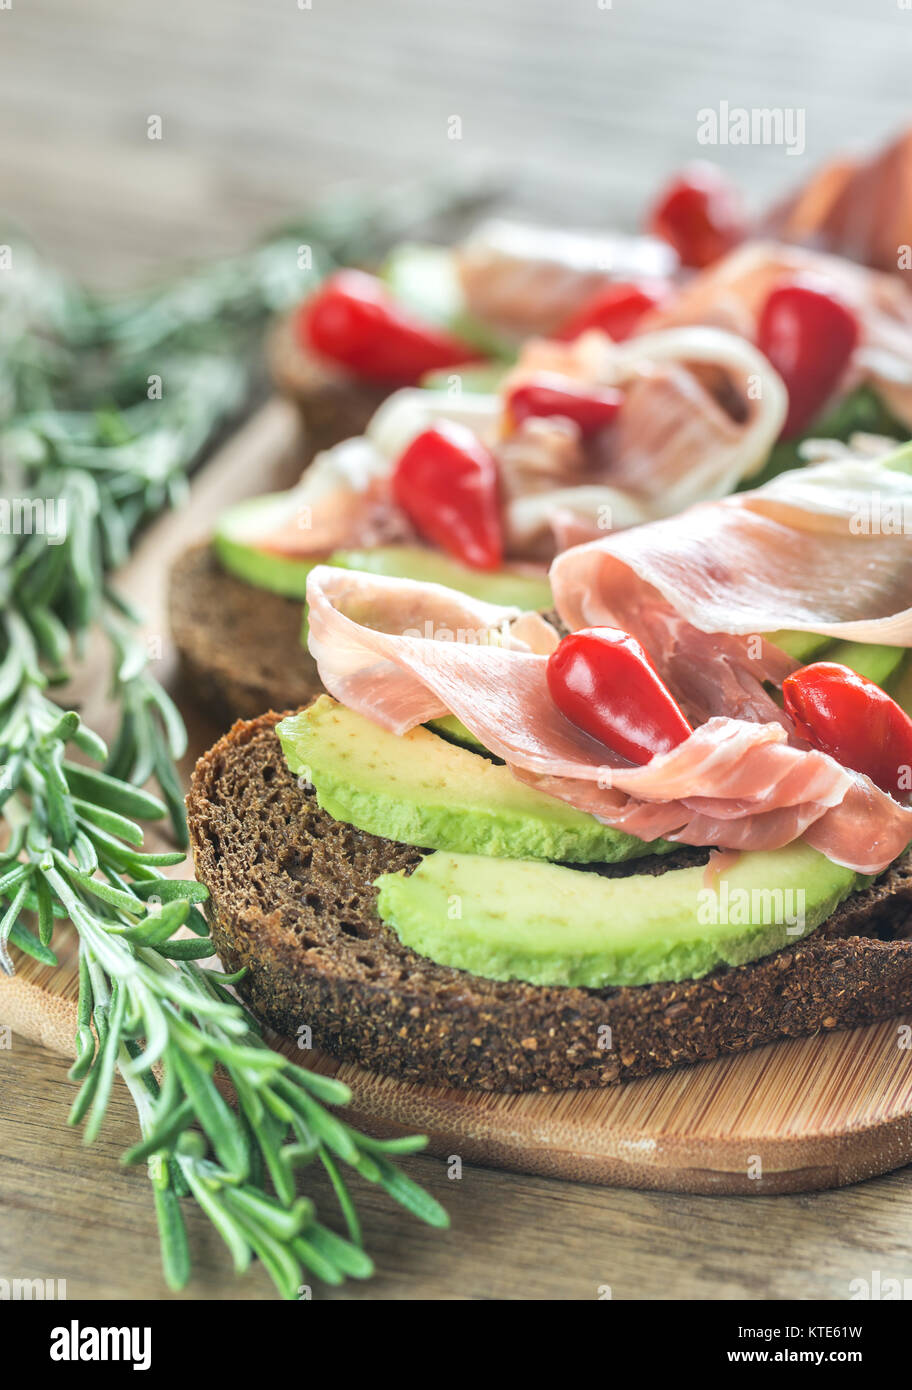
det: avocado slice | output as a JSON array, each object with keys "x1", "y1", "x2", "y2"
[
  {"x1": 277, "y1": 696, "x2": 670, "y2": 864},
  {"x1": 332, "y1": 545, "x2": 552, "y2": 610},
  {"x1": 764, "y1": 630, "x2": 834, "y2": 662},
  {"x1": 426, "y1": 713, "x2": 489, "y2": 753},
  {"x1": 214, "y1": 491, "x2": 320, "y2": 599},
  {"x1": 882, "y1": 440, "x2": 912, "y2": 476},
  {"x1": 216, "y1": 494, "x2": 553, "y2": 610},
  {"x1": 888, "y1": 653, "x2": 912, "y2": 717},
  {"x1": 420, "y1": 363, "x2": 510, "y2": 393},
  {"x1": 375, "y1": 845, "x2": 863, "y2": 989},
  {"x1": 824, "y1": 641, "x2": 907, "y2": 688},
  {"x1": 379, "y1": 242, "x2": 516, "y2": 360},
  {"x1": 763, "y1": 633, "x2": 906, "y2": 688}
]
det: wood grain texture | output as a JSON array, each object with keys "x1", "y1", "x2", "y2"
[
  {"x1": 10, "y1": 921, "x2": 912, "y2": 1198},
  {"x1": 314, "y1": 1024, "x2": 912, "y2": 1196},
  {"x1": 7, "y1": 1035, "x2": 912, "y2": 1301},
  {"x1": 5, "y1": 0, "x2": 912, "y2": 1299},
  {"x1": 2, "y1": 0, "x2": 912, "y2": 286}
]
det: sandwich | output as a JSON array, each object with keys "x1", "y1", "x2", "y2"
[
  {"x1": 275, "y1": 137, "x2": 912, "y2": 465},
  {"x1": 640, "y1": 239, "x2": 912, "y2": 467},
  {"x1": 171, "y1": 321, "x2": 787, "y2": 722},
  {"x1": 269, "y1": 218, "x2": 678, "y2": 452},
  {"x1": 187, "y1": 443, "x2": 912, "y2": 1091}
]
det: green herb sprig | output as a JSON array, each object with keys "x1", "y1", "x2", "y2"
[
  {"x1": 0, "y1": 704, "x2": 447, "y2": 1295},
  {"x1": 0, "y1": 180, "x2": 486, "y2": 1294}
]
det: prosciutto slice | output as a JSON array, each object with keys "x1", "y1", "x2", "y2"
[
  {"x1": 498, "y1": 325, "x2": 787, "y2": 550},
  {"x1": 253, "y1": 322, "x2": 787, "y2": 564},
  {"x1": 251, "y1": 438, "x2": 413, "y2": 557},
  {"x1": 761, "y1": 128, "x2": 912, "y2": 279},
  {"x1": 551, "y1": 454, "x2": 912, "y2": 647},
  {"x1": 305, "y1": 454, "x2": 912, "y2": 874},
  {"x1": 454, "y1": 219, "x2": 677, "y2": 337},
  {"x1": 641, "y1": 240, "x2": 912, "y2": 430}
]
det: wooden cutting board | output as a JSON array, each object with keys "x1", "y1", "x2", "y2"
[{"x1": 4, "y1": 398, "x2": 912, "y2": 1198}]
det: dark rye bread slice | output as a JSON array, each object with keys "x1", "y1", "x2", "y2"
[
  {"x1": 268, "y1": 313, "x2": 389, "y2": 457},
  {"x1": 169, "y1": 543, "x2": 322, "y2": 724},
  {"x1": 188, "y1": 709, "x2": 912, "y2": 1093}
]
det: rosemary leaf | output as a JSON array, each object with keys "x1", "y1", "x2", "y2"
[{"x1": 1, "y1": 182, "x2": 469, "y2": 1296}]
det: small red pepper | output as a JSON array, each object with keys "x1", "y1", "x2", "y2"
[
  {"x1": 783, "y1": 662, "x2": 912, "y2": 795},
  {"x1": 647, "y1": 163, "x2": 745, "y2": 269},
  {"x1": 756, "y1": 279, "x2": 859, "y2": 438},
  {"x1": 546, "y1": 627, "x2": 693, "y2": 763},
  {"x1": 555, "y1": 280, "x2": 671, "y2": 342},
  {"x1": 297, "y1": 269, "x2": 482, "y2": 384},
  {"x1": 505, "y1": 374, "x2": 624, "y2": 436},
  {"x1": 392, "y1": 422, "x2": 503, "y2": 570}
]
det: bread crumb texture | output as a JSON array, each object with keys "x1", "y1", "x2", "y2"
[{"x1": 188, "y1": 712, "x2": 912, "y2": 1092}]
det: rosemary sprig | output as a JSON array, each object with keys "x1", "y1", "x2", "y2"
[
  {"x1": 0, "y1": 182, "x2": 481, "y2": 1293},
  {"x1": 1, "y1": 176, "x2": 494, "y2": 828},
  {"x1": 0, "y1": 697, "x2": 447, "y2": 1295}
]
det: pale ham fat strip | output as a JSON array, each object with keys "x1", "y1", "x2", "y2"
[{"x1": 500, "y1": 327, "x2": 788, "y2": 539}]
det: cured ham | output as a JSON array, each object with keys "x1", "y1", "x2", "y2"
[
  {"x1": 641, "y1": 240, "x2": 912, "y2": 430},
  {"x1": 761, "y1": 128, "x2": 912, "y2": 278},
  {"x1": 251, "y1": 437, "x2": 413, "y2": 557},
  {"x1": 454, "y1": 219, "x2": 677, "y2": 337},
  {"x1": 500, "y1": 327, "x2": 786, "y2": 536},
  {"x1": 305, "y1": 454, "x2": 912, "y2": 874},
  {"x1": 550, "y1": 454, "x2": 912, "y2": 647},
  {"x1": 255, "y1": 325, "x2": 787, "y2": 564}
]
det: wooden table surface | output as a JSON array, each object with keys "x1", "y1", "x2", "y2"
[
  {"x1": 3, "y1": 0, "x2": 912, "y2": 285},
  {"x1": 4, "y1": 0, "x2": 912, "y2": 1301}
]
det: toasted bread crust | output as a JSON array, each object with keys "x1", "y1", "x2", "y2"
[
  {"x1": 169, "y1": 543, "x2": 323, "y2": 724},
  {"x1": 268, "y1": 313, "x2": 389, "y2": 456},
  {"x1": 187, "y1": 710, "x2": 912, "y2": 1092}
]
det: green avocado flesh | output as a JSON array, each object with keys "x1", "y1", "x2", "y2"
[
  {"x1": 766, "y1": 630, "x2": 833, "y2": 662},
  {"x1": 888, "y1": 652, "x2": 912, "y2": 712},
  {"x1": 215, "y1": 493, "x2": 553, "y2": 610},
  {"x1": 380, "y1": 243, "x2": 461, "y2": 326},
  {"x1": 214, "y1": 492, "x2": 319, "y2": 599},
  {"x1": 333, "y1": 546, "x2": 552, "y2": 609},
  {"x1": 826, "y1": 641, "x2": 906, "y2": 689},
  {"x1": 379, "y1": 243, "x2": 516, "y2": 361},
  {"x1": 426, "y1": 714, "x2": 488, "y2": 752},
  {"x1": 277, "y1": 696, "x2": 669, "y2": 864},
  {"x1": 374, "y1": 846, "x2": 863, "y2": 989},
  {"x1": 764, "y1": 630, "x2": 908, "y2": 690},
  {"x1": 420, "y1": 363, "x2": 509, "y2": 393}
]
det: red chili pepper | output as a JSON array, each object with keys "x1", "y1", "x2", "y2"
[
  {"x1": 783, "y1": 662, "x2": 912, "y2": 795},
  {"x1": 546, "y1": 627, "x2": 692, "y2": 764},
  {"x1": 392, "y1": 422, "x2": 503, "y2": 570},
  {"x1": 297, "y1": 269, "x2": 482, "y2": 384},
  {"x1": 555, "y1": 280, "x2": 671, "y2": 342},
  {"x1": 756, "y1": 279, "x2": 859, "y2": 438},
  {"x1": 647, "y1": 163, "x2": 745, "y2": 269},
  {"x1": 505, "y1": 375, "x2": 624, "y2": 436}
]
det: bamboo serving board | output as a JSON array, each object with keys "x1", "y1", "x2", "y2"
[{"x1": 4, "y1": 398, "x2": 912, "y2": 1197}]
